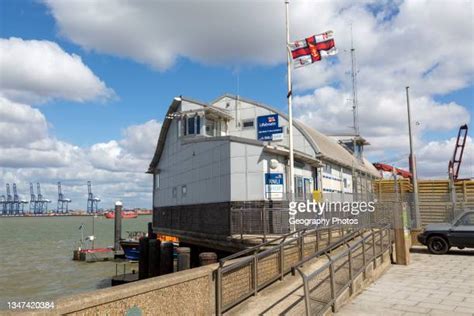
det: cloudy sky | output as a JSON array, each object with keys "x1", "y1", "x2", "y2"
[{"x1": 0, "y1": 0, "x2": 473, "y2": 210}]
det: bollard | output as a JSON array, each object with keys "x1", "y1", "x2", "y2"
[
  {"x1": 114, "y1": 201, "x2": 123, "y2": 252},
  {"x1": 177, "y1": 247, "x2": 191, "y2": 271},
  {"x1": 159, "y1": 242, "x2": 174, "y2": 275},
  {"x1": 138, "y1": 237, "x2": 149, "y2": 280},
  {"x1": 148, "y1": 239, "x2": 161, "y2": 277},
  {"x1": 199, "y1": 252, "x2": 217, "y2": 266}
]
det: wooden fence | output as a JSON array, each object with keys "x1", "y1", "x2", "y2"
[{"x1": 375, "y1": 179, "x2": 474, "y2": 225}]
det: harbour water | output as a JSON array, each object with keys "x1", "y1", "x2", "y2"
[{"x1": 0, "y1": 215, "x2": 151, "y2": 307}]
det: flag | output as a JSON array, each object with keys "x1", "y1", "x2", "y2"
[{"x1": 289, "y1": 30, "x2": 337, "y2": 68}]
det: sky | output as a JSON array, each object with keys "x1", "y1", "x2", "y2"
[{"x1": 0, "y1": 0, "x2": 473, "y2": 210}]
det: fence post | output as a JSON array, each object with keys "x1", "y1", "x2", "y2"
[
  {"x1": 279, "y1": 242, "x2": 284, "y2": 280},
  {"x1": 240, "y1": 208, "x2": 243, "y2": 241},
  {"x1": 253, "y1": 251, "x2": 258, "y2": 296},
  {"x1": 303, "y1": 276, "x2": 311, "y2": 316},
  {"x1": 262, "y1": 206, "x2": 267, "y2": 243},
  {"x1": 329, "y1": 259, "x2": 336, "y2": 312},
  {"x1": 216, "y1": 265, "x2": 222, "y2": 315},
  {"x1": 348, "y1": 246, "x2": 353, "y2": 295},
  {"x1": 371, "y1": 229, "x2": 376, "y2": 267}
]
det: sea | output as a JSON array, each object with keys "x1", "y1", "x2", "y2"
[{"x1": 0, "y1": 215, "x2": 151, "y2": 308}]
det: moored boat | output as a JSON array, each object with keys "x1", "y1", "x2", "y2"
[{"x1": 104, "y1": 210, "x2": 138, "y2": 219}]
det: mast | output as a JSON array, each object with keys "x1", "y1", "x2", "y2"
[
  {"x1": 350, "y1": 25, "x2": 360, "y2": 138},
  {"x1": 285, "y1": 0, "x2": 295, "y2": 207}
]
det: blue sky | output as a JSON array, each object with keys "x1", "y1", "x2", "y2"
[{"x1": 0, "y1": 0, "x2": 473, "y2": 209}]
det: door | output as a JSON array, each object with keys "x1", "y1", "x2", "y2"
[{"x1": 449, "y1": 212, "x2": 474, "y2": 247}]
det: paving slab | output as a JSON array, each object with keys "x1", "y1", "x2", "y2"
[{"x1": 337, "y1": 247, "x2": 474, "y2": 316}]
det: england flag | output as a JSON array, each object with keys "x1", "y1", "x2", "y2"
[{"x1": 289, "y1": 31, "x2": 338, "y2": 68}]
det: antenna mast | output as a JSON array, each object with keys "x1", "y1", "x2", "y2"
[{"x1": 350, "y1": 25, "x2": 360, "y2": 137}]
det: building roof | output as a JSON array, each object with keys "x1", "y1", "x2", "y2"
[{"x1": 148, "y1": 94, "x2": 381, "y2": 177}]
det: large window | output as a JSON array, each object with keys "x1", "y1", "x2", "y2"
[{"x1": 181, "y1": 115, "x2": 201, "y2": 136}]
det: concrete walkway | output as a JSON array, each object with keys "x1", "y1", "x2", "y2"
[{"x1": 337, "y1": 247, "x2": 474, "y2": 316}]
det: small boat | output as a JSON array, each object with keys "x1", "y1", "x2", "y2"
[
  {"x1": 104, "y1": 210, "x2": 138, "y2": 219},
  {"x1": 120, "y1": 231, "x2": 146, "y2": 260},
  {"x1": 119, "y1": 232, "x2": 180, "y2": 261}
]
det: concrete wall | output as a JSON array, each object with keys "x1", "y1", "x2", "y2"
[{"x1": 49, "y1": 265, "x2": 216, "y2": 316}]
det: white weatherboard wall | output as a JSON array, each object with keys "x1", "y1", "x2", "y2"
[
  {"x1": 154, "y1": 104, "x2": 231, "y2": 208},
  {"x1": 229, "y1": 142, "x2": 265, "y2": 201}
]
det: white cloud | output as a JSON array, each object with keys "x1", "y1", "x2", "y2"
[
  {"x1": 0, "y1": 98, "x2": 159, "y2": 209},
  {"x1": 0, "y1": 37, "x2": 114, "y2": 103}
]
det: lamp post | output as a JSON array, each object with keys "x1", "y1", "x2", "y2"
[{"x1": 405, "y1": 86, "x2": 420, "y2": 229}]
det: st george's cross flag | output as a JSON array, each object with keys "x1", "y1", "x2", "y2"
[{"x1": 289, "y1": 31, "x2": 337, "y2": 68}]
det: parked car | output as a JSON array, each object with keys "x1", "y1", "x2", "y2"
[{"x1": 417, "y1": 210, "x2": 474, "y2": 254}]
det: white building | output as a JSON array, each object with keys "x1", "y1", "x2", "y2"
[{"x1": 148, "y1": 95, "x2": 380, "y2": 246}]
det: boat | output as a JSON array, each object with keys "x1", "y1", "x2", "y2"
[
  {"x1": 120, "y1": 231, "x2": 146, "y2": 260},
  {"x1": 104, "y1": 210, "x2": 138, "y2": 219},
  {"x1": 119, "y1": 232, "x2": 180, "y2": 261}
]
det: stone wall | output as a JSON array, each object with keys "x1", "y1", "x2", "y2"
[{"x1": 46, "y1": 265, "x2": 216, "y2": 316}]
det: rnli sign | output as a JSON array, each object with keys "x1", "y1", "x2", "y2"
[
  {"x1": 265, "y1": 173, "x2": 284, "y2": 199},
  {"x1": 257, "y1": 114, "x2": 283, "y2": 141}
]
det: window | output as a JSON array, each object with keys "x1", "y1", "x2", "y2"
[
  {"x1": 324, "y1": 164, "x2": 332, "y2": 174},
  {"x1": 172, "y1": 187, "x2": 177, "y2": 198},
  {"x1": 242, "y1": 119, "x2": 254, "y2": 128},
  {"x1": 181, "y1": 185, "x2": 187, "y2": 197},
  {"x1": 295, "y1": 176, "x2": 304, "y2": 200},
  {"x1": 196, "y1": 116, "x2": 201, "y2": 134},
  {"x1": 154, "y1": 174, "x2": 160, "y2": 190},
  {"x1": 457, "y1": 213, "x2": 474, "y2": 226},
  {"x1": 206, "y1": 119, "x2": 215, "y2": 136},
  {"x1": 188, "y1": 117, "x2": 195, "y2": 134},
  {"x1": 343, "y1": 178, "x2": 348, "y2": 189}
]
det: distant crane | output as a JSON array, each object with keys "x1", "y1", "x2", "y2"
[
  {"x1": 29, "y1": 183, "x2": 37, "y2": 214},
  {"x1": 36, "y1": 183, "x2": 51, "y2": 214},
  {"x1": 57, "y1": 182, "x2": 71, "y2": 213},
  {"x1": 12, "y1": 183, "x2": 20, "y2": 215},
  {"x1": 6, "y1": 184, "x2": 13, "y2": 215},
  {"x1": 448, "y1": 124, "x2": 468, "y2": 181},
  {"x1": 87, "y1": 181, "x2": 100, "y2": 213},
  {"x1": 0, "y1": 194, "x2": 6, "y2": 215}
]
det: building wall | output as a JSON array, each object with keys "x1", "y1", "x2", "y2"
[
  {"x1": 154, "y1": 107, "x2": 231, "y2": 208},
  {"x1": 213, "y1": 96, "x2": 317, "y2": 157}
]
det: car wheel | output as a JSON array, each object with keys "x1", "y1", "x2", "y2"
[{"x1": 427, "y1": 236, "x2": 450, "y2": 254}]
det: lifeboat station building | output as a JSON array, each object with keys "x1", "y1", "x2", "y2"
[{"x1": 148, "y1": 95, "x2": 380, "y2": 250}]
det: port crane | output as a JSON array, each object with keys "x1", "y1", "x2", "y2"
[
  {"x1": 6, "y1": 184, "x2": 13, "y2": 215},
  {"x1": 0, "y1": 194, "x2": 6, "y2": 215},
  {"x1": 448, "y1": 124, "x2": 468, "y2": 181},
  {"x1": 57, "y1": 182, "x2": 71, "y2": 213},
  {"x1": 29, "y1": 183, "x2": 37, "y2": 214},
  {"x1": 86, "y1": 181, "x2": 100, "y2": 213},
  {"x1": 36, "y1": 183, "x2": 51, "y2": 214}
]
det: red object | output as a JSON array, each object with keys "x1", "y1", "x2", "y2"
[
  {"x1": 80, "y1": 248, "x2": 112, "y2": 253},
  {"x1": 104, "y1": 211, "x2": 138, "y2": 219},
  {"x1": 449, "y1": 124, "x2": 468, "y2": 181},
  {"x1": 373, "y1": 163, "x2": 412, "y2": 179}
]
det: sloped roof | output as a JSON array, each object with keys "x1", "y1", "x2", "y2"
[{"x1": 148, "y1": 94, "x2": 381, "y2": 177}]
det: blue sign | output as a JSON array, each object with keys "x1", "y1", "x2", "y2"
[
  {"x1": 265, "y1": 173, "x2": 283, "y2": 185},
  {"x1": 265, "y1": 173, "x2": 284, "y2": 198},
  {"x1": 257, "y1": 114, "x2": 283, "y2": 141}
]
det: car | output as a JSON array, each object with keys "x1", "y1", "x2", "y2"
[{"x1": 417, "y1": 210, "x2": 474, "y2": 254}]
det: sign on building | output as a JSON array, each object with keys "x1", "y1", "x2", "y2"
[
  {"x1": 265, "y1": 173, "x2": 284, "y2": 199},
  {"x1": 257, "y1": 114, "x2": 283, "y2": 141}
]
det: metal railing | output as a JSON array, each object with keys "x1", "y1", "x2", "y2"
[
  {"x1": 295, "y1": 224, "x2": 392, "y2": 315},
  {"x1": 215, "y1": 224, "x2": 366, "y2": 315}
]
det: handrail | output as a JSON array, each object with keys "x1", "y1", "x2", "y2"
[
  {"x1": 215, "y1": 224, "x2": 370, "y2": 315},
  {"x1": 219, "y1": 224, "x2": 341, "y2": 266},
  {"x1": 294, "y1": 225, "x2": 392, "y2": 316}
]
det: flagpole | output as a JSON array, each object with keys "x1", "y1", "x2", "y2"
[{"x1": 285, "y1": 0, "x2": 295, "y2": 223}]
